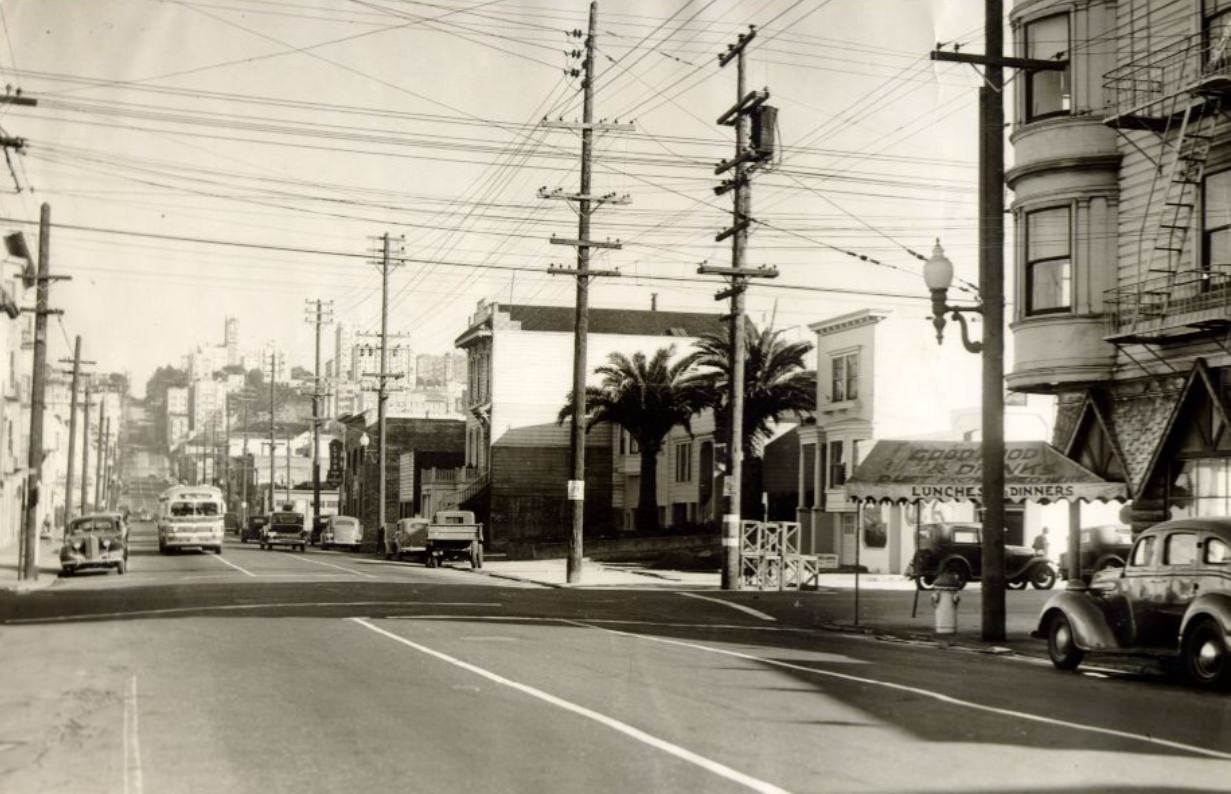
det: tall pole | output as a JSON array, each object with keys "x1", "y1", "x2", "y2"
[
  {"x1": 539, "y1": 1, "x2": 627, "y2": 583},
  {"x1": 61, "y1": 335, "x2": 83, "y2": 527},
  {"x1": 567, "y1": 1, "x2": 597, "y2": 585},
  {"x1": 285, "y1": 430, "x2": 291, "y2": 504},
  {"x1": 241, "y1": 394, "x2": 250, "y2": 524},
  {"x1": 306, "y1": 299, "x2": 332, "y2": 531},
  {"x1": 378, "y1": 235, "x2": 391, "y2": 549},
  {"x1": 19, "y1": 203, "x2": 52, "y2": 580},
  {"x1": 224, "y1": 400, "x2": 231, "y2": 507},
  {"x1": 101, "y1": 416, "x2": 111, "y2": 510},
  {"x1": 706, "y1": 27, "x2": 778, "y2": 590},
  {"x1": 979, "y1": 0, "x2": 1007, "y2": 642},
  {"x1": 80, "y1": 379, "x2": 91, "y2": 515},
  {"x1": 269, "y1": 351, "x2": 276, "y2": 512},
  {"x1": 95, "y1": 389, "x2": 106, "y2": 510}
]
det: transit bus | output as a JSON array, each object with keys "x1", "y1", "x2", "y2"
[{"x1": 157, "y1": 484, "x2": 225, "y2": 554}]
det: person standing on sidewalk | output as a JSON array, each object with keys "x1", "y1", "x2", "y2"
[{"x1": 1032, "y1": 526, "x2": 1051, "y2": 559}]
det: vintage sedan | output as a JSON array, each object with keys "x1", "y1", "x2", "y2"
[
  {"x1": 907, "y1": 522, "x2": 1057, "y2": 590},
  {"x1": 1058, "y1": 523, "x2": 1133, "y2": 582},
  {"x1": 1035, "y1": 517, "x2": 1231, "y2": 688},
  {"x1": 60, "y1": 513, "x2": 128, "y2": 576}
]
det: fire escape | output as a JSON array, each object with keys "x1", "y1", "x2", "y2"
[{"x1": 1104, "y1": 28, "x2": 1231, "y2": 345}]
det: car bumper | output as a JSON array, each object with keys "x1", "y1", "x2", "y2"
[
  {"x1": 60, "y1": 551, "x2": 124, "y2": 571},
  {"x1": 161, "y1": 534, "x2": 222, "y2": 548},
  {"x1": 263, "y1": 535, "x2": 307, "y2": 547}
]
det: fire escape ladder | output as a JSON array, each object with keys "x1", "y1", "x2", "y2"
[{"x1": 1146, "y1": 97, "x2": 1219, "y2": 287}]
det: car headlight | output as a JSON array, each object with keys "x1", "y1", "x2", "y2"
[
  {"x1": 300, "y1": 530, "x2": 308, "y2": 539},
  {"x1": 70, "y1": 540, "x2": 83, "y2": 552},
  {"x1": 101, "y1": 538, "x2": 111, "y2": 550}
]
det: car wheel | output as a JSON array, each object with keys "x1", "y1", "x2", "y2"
[
  {"x1": 241, "y1": 537, "x2": 248, "y2": 544},
  {"x1": 915, "y1": 575, "x2": 935, "y2": 591},
  {"x1": 1006, "y1": 578, "x2": 1027, "y2": 591},
  {"x1": 116, "y1": 560, "x2": 126, "y2": 575},
  {"x1": 321, "y1": 542, "x2": 330, "y2": 551},
  {"x1": 1183, "y1": 618, "x2": 1231, "y2": 689},
  {"x1": 215, "y1": 545, "x2": 223, "y2": 555},
  {"x1": 1047, "y1": 612, "x2": 1084, "y2": 671},
  {"x1": 1031, "y1": 565, "x2": 1057, "y2": 590},
  {"x1": 426, "y1": 553, "x2": 437, "y2": 568},
  {"x1": 941, "y1": 562, "x2": 968, "y2": 589}
]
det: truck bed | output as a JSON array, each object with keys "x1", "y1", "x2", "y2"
[{"x1": 427, "y1": 525, "x2": 481, "y2": 543}]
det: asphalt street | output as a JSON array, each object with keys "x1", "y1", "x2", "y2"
[{"x1": 3, "y1": 521, "x2": 1230, "y2": 794}]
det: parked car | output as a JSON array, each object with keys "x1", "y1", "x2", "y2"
[
  {"x1": 223, "y1": 512, "x2": 241, "y2": 534},
  {"x1": 60, "y1": 513, "x2": 128, "y2": 576},
  {"x1": 907, "y1": 522, "x2": 1056, "y2": 590},
  {"x1": 387, "y1": 516, "x2": 430, "y2": 560},
  {"x1": 261, "y1": 510, "x2": 307, "y2": 552},
  {"x1": 1058, "y1": 523, "x2": 1133, "y2": 581},
  {"x1": 1035, "y1": 517, "x2": 1231, "y2": 688},
  {"x1": 321, "y1": 515, "x2": 362, "y2": 551},
  {"x1": 241, "y1": 515, "x2": 268, "y2": 544},
  {"x1": 310, "y1": 516, "x2": 328, "y2": 545}
]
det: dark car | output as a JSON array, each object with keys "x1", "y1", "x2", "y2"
[
  {"x1": 240, "y1": 514, "x2": 268, "y2": 544},
  {"x1": 223, "y1": 512, "x2": 241, "y2": 534},
  {"x1": 261, "y1": 511, "x2": 307, "y2": 552},
  {"x1": 1058, "y1": 523, "x2": 1133, "y2": 581},
  {"x1": 1036, "y1": 517, "x2": 1231, "y2": 688},
  {"x1": 310, "y1": 516, "x2": 328, "y2": 545},
  {"x1": 907, "y1": 522, "x2": 1056, "y2": 590},
  {"x1": 60, "y1": 513, "x2": 128, "y2": 576}
]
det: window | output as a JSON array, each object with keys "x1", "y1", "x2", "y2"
[
  {"x1": 674, "y1": 441, "x2": 692, "y2": 482},
  {"x1": 831, "y1": 352, "x2": 858, "y2": 402},
  {"x1": 1164, "y1": 532, "x2": 1198, "y2": 566},
  {"x1": 1204, "y1": 170, "x2": 1231, "y2": 272},
  {"x1": 1206, "y1": 537, "x2": 1231, "y2": 564},
  {"x1": 1170, "y1": 458, "x2": 1231, "y2": 516},
  {"x1": 1026, "y1": 207, "x2": 1071, "y2": 315},
  {"x1": 828, "y1": 441, "x2": 845, "y2": 488},
  {"x1": 1204, "y1": 1, "x2": 1231, "y2": 71},
  {"x1": 1024, "y1": 14, "x2": 1070, "y2": 120},
  {"x1": 1130, "y1": 535, "x2": 1156, "y2": 567}
]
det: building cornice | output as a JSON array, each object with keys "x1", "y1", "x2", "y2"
[
  {"x1": 809, "y1": 309, "x2": 890, "y2": 336},
  {"x1": 1005, "y1": 153, "x2": 1122, "y2": 189}
]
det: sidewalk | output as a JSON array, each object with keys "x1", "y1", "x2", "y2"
[
  {"x1": 0, "y1": 534, "x2": 61, "y2": 594},
  {"x1": 470, "y1": 558, "x2": 1051, "y2": 657}
]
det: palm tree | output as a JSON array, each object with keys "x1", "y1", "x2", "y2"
[
  {"x1": 688, "y1": 320, "x2": 816, "y2": 514},
  {"x1": 558, "y1": 346, "x2": 705, "y2": 531}
]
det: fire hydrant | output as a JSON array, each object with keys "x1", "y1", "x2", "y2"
[{"x1": 930, "y1": 571, "x2": 962, "y2": 635}]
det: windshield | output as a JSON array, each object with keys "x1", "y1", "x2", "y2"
[
  {"x1": 170, "y1": 501, "x2": 220, "y2": 517},
  {"x1": 271, "y1": 512, "x2": 303, "y2": 527},
  {"x1": 68, "y1": 517, "x2": 118, "y2": 533}
]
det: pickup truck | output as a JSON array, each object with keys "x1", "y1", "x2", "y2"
[{"x1": 425, "y1": 510, "x2": 483, "y2": 569}]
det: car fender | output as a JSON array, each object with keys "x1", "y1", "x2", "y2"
[
  {"x1": 1179, "y1": 592, "x2": 1231, "y2": 646},
  {"x1": 936, "y1": 554, "x2": 972, "y2": 577},
  {"x1": 1008, "y1": 556, "x2": 1051, "y2": 581},
  {"x1": 1032, "y1": 592, "x2": 1120, "y2": 651}
]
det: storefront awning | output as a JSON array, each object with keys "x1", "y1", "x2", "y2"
[{"x1": 844, "y1": 440, "x2": 1128, "y2": 504}]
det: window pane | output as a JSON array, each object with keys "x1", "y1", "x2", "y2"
[
  {"x1": 1165, "y1": 532, "x2": 1198, "y2": 565},
  {"x1": 1206, "y1": 537, "x2": 1231, "y2": 564},
  {"x1": 832, "y1": 356, "x2": 846, "y2": 401},
  {"x1": 1028, "y1": 207, "x2": 1070, "y2": 261},
  {"x1": 1130, "y1": 536, "x2": 1155, "y2": 567},
  {"x1": 1207, "y1": 228, "x2": 1231, "y2": 270},
  {"x1": 1029, "y1": 259, "x2": 1071, "y2": 312},
  {"x1": 845, "y1": 354, "x2": 859, "y2": 400},
  {"x1": 1026, "y1": 15, "x2": 1070, "y2": 118}
]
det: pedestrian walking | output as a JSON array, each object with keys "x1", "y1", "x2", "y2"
[{"x1": 1032, "y1": 526, "x2": 1050, "y2": 558}]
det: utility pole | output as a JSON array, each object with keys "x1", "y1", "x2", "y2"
[
  {"x1": 19, "y1": 203, "x2": 66, "y2": 580},
  {"x1": 95, "y1": 392, "x2": 107, "y2": 509},
  {"x1": 702, "y1": 26, "x2": 778, "y2": 591},
  {"x1": 930, "y1": 0, "x2": 1063, "y2": 641},
  {"x1": 305, "y1": 298, "x2": 334, "y2": 533},
  {"x1": 268, "y1": 349, "x2": 279, "y2": 512},
  {"x1": 58, "y1": 336, "x2": 93, "y2": 528},
  {"x1": 80, "y1": 378, "x2": 92, "y2": 515},
  {"x1": 540, "y1": 0, "x2": 631, "y2": 584},
  {"x1": 101, "y1": 416, "x2": 112, "y2": 509},
  {"x1": 236, "y1": 389, "x2": 254, "y2": 525},
  {"x1": 361, "y1": 234, "x2": 404, "y2": 554}
]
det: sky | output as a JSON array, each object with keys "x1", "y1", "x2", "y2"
[{"x1": 0, "y1": 0, "x2": 992, "y2": 396}]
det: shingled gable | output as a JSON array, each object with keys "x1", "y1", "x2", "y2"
[{"x1": 456, "y1": 303, "x2": 724, "y2": 342}]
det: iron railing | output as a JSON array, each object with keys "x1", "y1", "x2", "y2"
[
  {"x1": 1104, "y1": 271, "x2": 1231, "y2": 339},
  {"x1": 1104, "y1": 27, "x2": 1231, "y2": 121}
]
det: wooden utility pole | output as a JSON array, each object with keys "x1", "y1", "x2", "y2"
[
  {"x1": 360, "y1": 234, "x2": 404, "y2": 555},
  {"x1": 305, "y1": 298, "x2": 334, "y2": 533},
  {"x1": 101, "y1": 416, "x2": 112, "y2": 509},
  {"x1": 703, "y1": 27, "x2": 778, "y2": 591},
  {"x1": 58, "y1": 336, "x2": 93, "y2": 529},
  {"x1": 268, "y1": 350, "x2": 278, "y2": 512},
  {"x1": 540, "y1": 0, "x2": 631, "y2": 584},
  {"x1": 95, "y1": 393, "x2": 107, "y2": 509},
  {"x1": 19, "y1": 203, "x2": 61, "y2": 580},
  {"x1": 80, "y1": 378, "x2": 91, "y2": 515},
  {"x1": 928, "y1": 0, "x2": 1064, "y2": 641}
]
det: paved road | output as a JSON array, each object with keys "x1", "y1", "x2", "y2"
[{"x1": 2, "y1": 522, "x2": 1229, "y2": 793}]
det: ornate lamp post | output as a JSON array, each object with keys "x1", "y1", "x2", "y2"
[{"x1": 924, "y1": 240, "x2": 1007, "y2": 641}]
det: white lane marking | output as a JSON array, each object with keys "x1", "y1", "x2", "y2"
[
  {"x1": 122, "y1": 674, "x2": 143, "y2": 794},
  {"x1": 287, "y1": 554, "x2": 375, "y2": 578},
  {"x1": 210, "y1": 554, "x2": 255, "y2": 577},
  {"x1": 564, "y1": 620, "x2": 1231, "y2": 761},
  {"x1": 5, "y1": 601, "x2": 504, "y2": 624},
  {"x1": 677, "y1": 592, "x2": 775, "y2": 622},
  {"x1": 350, "y1": 617, "x2": 792, "y2": 794}
]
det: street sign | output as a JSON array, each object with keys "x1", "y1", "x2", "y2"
[
  {"x1": 816, "y1": 553, "x2": 839, "y2": 570},
  {"x1": 567, "y1": 480, "x2": 584, "y2": 501}
]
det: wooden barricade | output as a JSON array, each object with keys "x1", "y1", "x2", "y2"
[{"x1": 739, "y1": 520, "x2": 821, "y2": 590}]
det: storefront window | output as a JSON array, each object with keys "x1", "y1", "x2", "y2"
[{"x1": 1169, "y1": 457, "x2": 1231, "y2": 518}]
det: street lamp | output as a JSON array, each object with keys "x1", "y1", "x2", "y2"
[
  {"x1": 924, "y1": 241, "x2": 983, "y2": 352},
  {"x1": 924, "y1": 238, "x2": 1007, "y2": 642}
]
